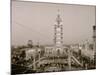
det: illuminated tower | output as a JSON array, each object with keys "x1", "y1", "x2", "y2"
[{"x1": 54, "y1": 9, "x2": 63, "y2": 54}]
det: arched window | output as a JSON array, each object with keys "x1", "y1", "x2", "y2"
[{"x1": 57, "y1": 49, "x2": 60, "y2": 55}]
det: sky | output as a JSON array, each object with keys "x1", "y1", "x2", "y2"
[{"x1": 12, "y1": 0, "x2": 96, "y2": 46}]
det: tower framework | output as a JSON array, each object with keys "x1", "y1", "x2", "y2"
[{"x1": 54, "y1": 9, "x2": 63, "y2": 54}]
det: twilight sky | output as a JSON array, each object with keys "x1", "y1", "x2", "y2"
[{"x1": 12, "y1": 1, "x2": 96, "y2": 46}]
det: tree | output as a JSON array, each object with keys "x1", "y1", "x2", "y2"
[{"x1": 27, "y1": 40, "x2": 33, "y2": 48}]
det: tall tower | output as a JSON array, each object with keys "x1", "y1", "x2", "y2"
[
  {"x1": 54, "y1": 9, "x2": 63, "y2": 54},
  {"x1": 93, "y1": 26, "x2": 96, "y2": 57}
]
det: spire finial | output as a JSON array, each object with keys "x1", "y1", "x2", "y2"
[{"x1": 56, "y1": 9, "x2": 62, "y2": 24}]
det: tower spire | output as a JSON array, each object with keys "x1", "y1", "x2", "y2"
[
  {"x1": 54, "y1": 9, "x2": 63, "y2": 47},
  {"x1": 56, "y1": 9, "x2": 62, "y2": 25}
]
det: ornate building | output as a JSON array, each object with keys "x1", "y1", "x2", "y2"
[{"x1": 45, "y1": 9, "x2": 65, "y2": 56}]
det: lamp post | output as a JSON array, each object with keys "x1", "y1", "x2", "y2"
[
  {"x1": 68, "y1": 48, "x2": 71, "y2": 70},
  {"x1": 38, "y1": 48, "x2": 41, "y2": 67},
  {"x1": 33, "y1": 56, "x2": 36, "y2": 70}
]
